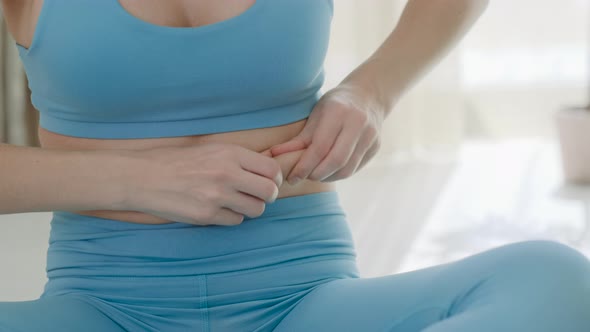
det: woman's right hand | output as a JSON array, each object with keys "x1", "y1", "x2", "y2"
[{"x1": 121, "y1": 142, "x2": 283, "y2": 226}]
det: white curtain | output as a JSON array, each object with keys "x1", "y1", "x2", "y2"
[
  {"x1": 326, "y1": 0, "x2": 466, "y2": 277},
  {"x1": 459, "y1": 0, "x2": 589, "y2": 139},
  {"x1": 324, "y1": 0, "x2": 589, "y2": 159},
  {"x1": 323, "y1": 0, "x2": 465, "y2": 164},
  {"x1": 330, "y1": 0, "x2": 590, "y2": 277}
]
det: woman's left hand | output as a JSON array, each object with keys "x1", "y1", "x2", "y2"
[{"x1": 269, "y1": 84, "x2": 386, "y2": 185}]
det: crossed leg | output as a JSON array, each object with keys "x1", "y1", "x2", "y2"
[
  {"x1": 274, "y1": 240, "x2": 590, "y2": 332},
  {"x1": 0, "y1": 296, "x2": 125, "y2": 332}
]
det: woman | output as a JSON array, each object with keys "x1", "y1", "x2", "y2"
[{"x1": 0, "y1": 0, "x2": 588, "y2": 331}]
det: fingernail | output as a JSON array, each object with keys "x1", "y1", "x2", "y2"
[
  {"x1": 288, "y1": 177, "x2": 302, "y2": 185},
  {"x1": 275, "y1": 173, "x2": 283, "y2": 187},
  {"x1": 270, "y1": 186, "x2": 279, "y2": 202}
]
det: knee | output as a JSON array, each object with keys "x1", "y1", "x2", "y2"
[{"x1": 501, "y1": 240, "x2": 590, "y2": 286}]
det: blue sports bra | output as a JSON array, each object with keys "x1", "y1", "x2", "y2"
[{"x1": 16, "y1": 0, "x2": 334, "y2": 139}]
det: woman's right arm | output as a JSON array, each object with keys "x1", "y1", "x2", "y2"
[
  {"x1": 0, "y1": 143, "x2": 137, "y2": 214},
  {"x1": 0, "y1": 142, "x2": 284, "y2": 226}
]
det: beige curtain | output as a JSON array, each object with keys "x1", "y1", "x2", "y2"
[{"x1": 0, "y1": 9, "x2": 39, "y2": 147}]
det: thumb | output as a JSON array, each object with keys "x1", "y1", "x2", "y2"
[
  {"x1": 260, "y1": 148, "x2": 273, "y2": 157},
  {"x1": 269, "y1": 139, "x2": 307, "y2": 157},
  {"x1": 270, "y1": 117, "x2": 318, "y2": 156}
]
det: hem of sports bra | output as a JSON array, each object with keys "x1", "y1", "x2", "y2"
[{"x1": 37, "y1": 95, "x2": 319, "y2": 139}]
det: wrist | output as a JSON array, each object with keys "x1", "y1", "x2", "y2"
[
  {"x1": 88, "y1": 149, "x2": 148, "y2": 211},
  {"x1": 339, "y1": 56, "x2": 400, "y2": 117}
]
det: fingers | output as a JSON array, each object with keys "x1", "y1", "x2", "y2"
[
  {"x1": 238, "y1": 148, "x2": 283, "y2": 187},
  {"x1": 174, "y1": 195, "x2": 245, "y2": 226},
  {"x1": 221, "y1": 190, "x2": 268, "y2": 219},
  {"x1": 271, "y1": 148, "x2": 306, "y2": 183},
  {"x1": 260, "y1": 148, "x2": 273, "y2": 158},
  {"x1": 233, "y1": 149, "x2": 305, "y2": 201},
  {"x1": 287, "y1": 118, "x2": 342, "y2": 184},
  {"x1": 219, "y1": 150, "x2": 306, "y2": 220},
  {"x1": 269, "y1": 139, "x2": 307, "y2": 157},
  {"x1": 208, "y1": 207, "x2": 246, "y2": 226},
  {"x1": 308, "y1": 119, "x2": 365, "y2": 181},
  {"x1": 323, "y1": 133, "x2": 379, "y2": 182},
  {"x1": 356, "y1": 140, "x2": 380, "y2": 171},
  {"x1": 231, "y1": 170, "x2": 279, "y2": 203}
]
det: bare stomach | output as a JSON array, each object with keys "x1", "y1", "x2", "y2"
[{"x1": 38, "y1": 119, "x2": 336, "y2": 224}]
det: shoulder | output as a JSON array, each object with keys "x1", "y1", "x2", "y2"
[
  {"x1": 1, "y1": 0, "x2": 32, "y2": 20},
  {"x1": 1, "y1": 0, "x2": 35, "y2": 46}
]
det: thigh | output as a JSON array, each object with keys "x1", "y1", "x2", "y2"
[
  {"x1": 0, "y1": 296, "x2": 125, "y2": 332},
  {"x1": 273, "y1": 240, "x2": 590, "y2": 332},
  {"x1": 273, "y1": 265, "x2": 451, "y2": 332}
]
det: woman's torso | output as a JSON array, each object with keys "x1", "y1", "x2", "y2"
[{"x1": 8, "y1": 0, "x2": 336, "y2": 224}]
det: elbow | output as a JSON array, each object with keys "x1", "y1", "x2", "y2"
[
  {"x1": 452, "y1": 0, "x2": 491, "y2": 21},
  {"x1": 408, "y1": 0, "x2": 490, "y2": 15},
  {"x1": 477, "y1": 0, "x2": 490, "y2": 11},
  {"x1": 467, "y1": 0, "x2": 490, "y2": 14},
  {"x1": 473, "y1": 0, "x2": 490, "y2": 22},
  {"x1": 447, "y1": 0, "x2": 491, "y2": 13}
]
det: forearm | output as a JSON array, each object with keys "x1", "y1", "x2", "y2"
[
  {"x1": 0, "y1": 143, "x2": 139, "y2": 214},
  {"x1": 339, "y1": 0, "x2": 489, "y2": 115}
]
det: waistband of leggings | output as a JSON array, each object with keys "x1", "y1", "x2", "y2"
[
  {"x1": 51, "y1": 190, "x2": 344, "y2": 230},
  {"x1": 46, "y1": 190, "x2": 357, "y2": 276}
]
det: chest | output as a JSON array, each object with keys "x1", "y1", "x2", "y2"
[
  {"x1": 19, "y1": 0, "x2": 334, "y2": 124},
  {"x1": 116, "y1": 0, "x2": 257, "y2": 28}
]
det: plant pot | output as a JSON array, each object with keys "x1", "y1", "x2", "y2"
[{"x1": 554, "y1": 107, "x2": 590, "y2": 184}]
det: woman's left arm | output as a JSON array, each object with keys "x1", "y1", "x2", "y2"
[{"x1": 270, "y1": 0, "x2": 490, "y2": 185}]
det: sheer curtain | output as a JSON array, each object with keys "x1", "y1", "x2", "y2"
[
  {"x1": 458, "y1": 0, "x2": 588, "y2": 139},
  {"x1": 322, "y1": 0, "x2": 465, "y2": 163},
  {"x1": 330, "y1": 0, "x2": 590, "y2": 277},
  {"x1": 327, "y1": 0, "x2": 467, "y2": 277}
]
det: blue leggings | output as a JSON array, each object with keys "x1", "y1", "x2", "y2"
[{"x1": 1, "y1": 191, "x2": 589, "y2": 332}]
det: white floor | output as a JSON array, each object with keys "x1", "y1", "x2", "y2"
[{"x1": 1, "y1": 138, "x2": 589, "y2": 301}]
